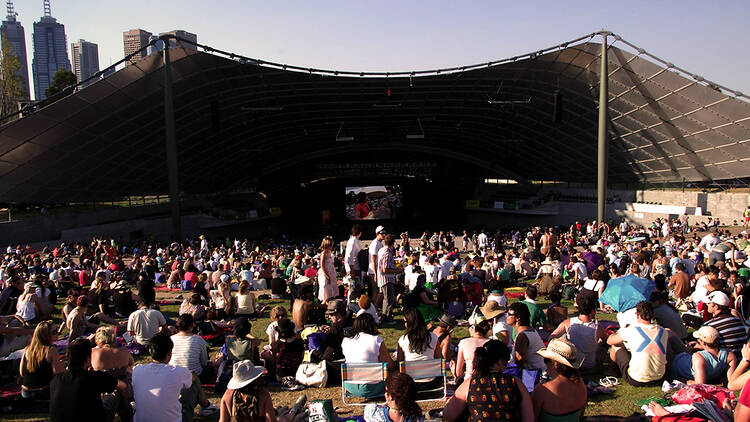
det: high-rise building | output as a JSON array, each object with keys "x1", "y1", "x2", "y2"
[
  {"x1": 123, "y1": 29, "x2": 151, "y2": 64},
  {"x1": 147, "y1": 30, "x2": 198, "y2": 55},
  {"x1": 31, "y1": 0, "x2": 70, "y2": 100},
  {"x1": 0, "y1": 1, "x2": 30, "y2": 100},
  {"x1": 70, "y1": 39, "x2": 99, "y2": 87}
]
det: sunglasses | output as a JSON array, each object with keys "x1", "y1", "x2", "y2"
[{"x1": 507, "y1": 312, "x2": 516, "y2": 317}]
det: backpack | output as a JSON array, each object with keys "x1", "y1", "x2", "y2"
[{"x1": 561, "y1": 284, "x2": 578, "y2": 300}]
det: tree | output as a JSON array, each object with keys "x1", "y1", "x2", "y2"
[
  {"x1": 0, "y1": 38, "x2": 24, "y2": 117},
  {"x1": 45, "y1": 68, "x2": 76, "y2": 98}
]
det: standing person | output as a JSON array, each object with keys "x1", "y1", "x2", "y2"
[
  {"x1": 49, "y1": 338, "x2": 123, "y2": 422},
  {"x1": 376, "y1": 234, "x2": 400, "y2": 325},
  {"x1": 318, "y1": 236, "x2": 338, "y2": 303},
  {"x1": 132, "y1": 333, "x2": 194, "y2": 422},
  {"x1": 344, "y1": 225, "x2": 362, "y2": 278},
  {"x1": 369, "y1": 226, "x2": 386, "y2": 296},
  {"x1": 744, "y1": 206, "x2": 750, "y2": 227}
]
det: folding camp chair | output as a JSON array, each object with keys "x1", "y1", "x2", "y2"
[
  {"x1": 340, "y1": 362, "x2": 388, "y2": 406},
  {"x1": 399, "y1": 358, "x2": 447, "y2": 402}
]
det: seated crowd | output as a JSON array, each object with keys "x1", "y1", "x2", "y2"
[{"x1": 1, "y1": 217, "x2": 750, "y2": 421}]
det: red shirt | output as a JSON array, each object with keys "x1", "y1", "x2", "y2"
[
  {"x1": 355, "y1": 202, "x2": 371, "y2": 219},
  {"x1": 304, "y1": 267, "x2": 318, "y2": 279}
]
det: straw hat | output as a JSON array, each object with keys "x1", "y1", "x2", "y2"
[
  {"x1": 480, "y1": 301, "x2": 506, "y2": 319},
  {"x1": 468, "y1": 306, "x2": 487, "y2": 327},
  {"x1": 226, "y1": 360, "x2": 265, "y2": 390},
  {"x1": 541, "y1": 258, "x2": 554, "y2": 265},
  {"x1": 536, "y1": 338, "x2": 584, "y2": 368}
]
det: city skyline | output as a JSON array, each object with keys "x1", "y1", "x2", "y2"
[
  {"x1": 70, "y1": 39, "x2": 99, "y2": 87},
  {"x1": 31, "y1": 1, "x2": 70, "y2": 100},
  {"x1": 4, "y1": 1, "x2": 750, "y2": 101}
]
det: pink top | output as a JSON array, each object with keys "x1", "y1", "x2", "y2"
[{"x1": 457, "y1": 337, "x2": 489, "y2": 381}]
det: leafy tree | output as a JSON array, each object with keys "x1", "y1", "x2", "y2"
[
  {"x1": 0, "y1": 38, "x2": 24, "y2": 117},
  {"x1": 45, "y1": 68, "x2": 76, "y2": 98}
]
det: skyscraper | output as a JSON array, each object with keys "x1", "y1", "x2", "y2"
[
  {"x1": 70, "y1": 39, "x2": 99, "y2": 87},
  {"x1": 0, "y1": 1, "x2": 30, "y2": 100},
  {"x1": 31, "y1": 0, "x2": 70, "y2": 100},
  {"x1": 123, "y1": 29, "x2": 151, "y2": 65},
  {"x1": 147, "y1": 30, "x2": 198, "y2": 55}
]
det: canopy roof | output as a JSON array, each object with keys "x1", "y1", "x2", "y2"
[{"x1": 0, "y1": 33, "x2": 748, "y2": 203}]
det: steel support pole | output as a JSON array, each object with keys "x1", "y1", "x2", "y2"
[
  {"x1": 163, "y1": 42, "x2": 182, "y2": 240},
  {"x1": 597, "y1": 33, "x2": 609, "y2": 223}
]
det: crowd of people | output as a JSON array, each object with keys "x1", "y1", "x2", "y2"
[{"x1": 1, "y1": 215, "x2": 750, "y2": 421}]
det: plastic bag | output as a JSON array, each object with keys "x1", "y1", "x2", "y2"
[{"x1": 671, "y1": 384, "x2": 735, "y2": 408}]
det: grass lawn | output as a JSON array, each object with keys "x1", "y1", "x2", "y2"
[{"x1": 3, "y1": 291, "x2": 666, "y2": 421}]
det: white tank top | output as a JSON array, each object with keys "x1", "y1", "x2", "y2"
[
  {"x1": 568, "y1": 317, "x2": 598, "y2": 369},
  {"x1": 341, "y1": 333, "x2": 384, "y2": 385},
  {"x1": 16, "y1": 295, "x2": 35, "y2": 321}
]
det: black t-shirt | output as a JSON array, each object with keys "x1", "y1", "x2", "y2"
[{"x1": 50, "y1": 368, "x2": 117, "y2": 422}]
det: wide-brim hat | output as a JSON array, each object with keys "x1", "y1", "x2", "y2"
[
  {"x1": 226, "y1": 360, "x2": 265, "y2": 390},
  {"x1": 199, "y1": 235, "x2": 206, "y2": 239},
  {"x1": 468, "y1": 306, "x2": 487, "y2": 327},
  {"x1": 541, "y1": 258, "x2": 554, "y2": 265},
  {"x1": 480, "y1": 301, "x2": 506, "y2": 319},
  {"x1": 537, "y1": 338, "x2": 584, "y2": 368},
  {"x1": 437, "y1": 313, "x2": 456, "y2": 327},
  {"x1": 294, "y1": 275, "x2": 311, "y2": 285}
]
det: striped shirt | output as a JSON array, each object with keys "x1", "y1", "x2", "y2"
[
  {"x1": 169, "y1": 334, "x2": 208, "y2": 375},
  {"x1": 705, "y1": 315, "x2": 747, "y2": 354},
  {"x1": 376, "y1": 246, "x2": 397, "y2": 288}
]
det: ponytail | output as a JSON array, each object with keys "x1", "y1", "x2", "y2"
[{"x1": 473, "y1": 339, "x2": 510, "y2": 377}]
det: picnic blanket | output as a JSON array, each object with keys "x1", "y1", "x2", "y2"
[{"x1": 154, "y1": 286, "x2": 182, "y2": 291}]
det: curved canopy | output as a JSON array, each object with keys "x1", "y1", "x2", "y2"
[{"x1": 0, "y1": 35, "x2": 748, "y2": 203}]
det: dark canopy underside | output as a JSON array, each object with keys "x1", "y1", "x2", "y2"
[{"x1": 0, "y1": 39, "x2": 748, "y2": 203}]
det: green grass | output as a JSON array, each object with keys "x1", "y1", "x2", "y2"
[{"x1": 2, "y1": 293, "x2": 669, "y2": 421}]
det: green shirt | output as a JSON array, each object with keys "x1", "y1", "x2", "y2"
[{"x1": 521, "y1": 300, "x2": 547, "y2": 328}]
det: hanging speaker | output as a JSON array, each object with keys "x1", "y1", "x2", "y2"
[
  {"x1": 211, "y1": 100, "x2": 221, "y2": 131},
  {"x1": 553, "y1": 90, "x2": 562, "y2": 124}
]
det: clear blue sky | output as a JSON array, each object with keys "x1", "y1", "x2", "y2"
[{"x1": 10, "y1": 0, "x2": 750, "y2": 100}]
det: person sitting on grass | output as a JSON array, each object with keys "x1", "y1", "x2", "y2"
[
  {"x1": 549, "y1": 293, "x2": 607, "y2": 370},
  {"x1": 133, "y1": 332, "x2": 195, "y2": 422},
  {"x1": 453, "y1": 310, "x2": 492, "y2": 383},
  {"x1": 532, "y1": 338, "x2": 587, "y2": 422},
  {"x1": 607, "y1": 301, "x2": 669, "y2": 386},
  {"x1": 364, "y1": 372, "x2": 424, "y2": 422},
  {"x1": 169, "y1": 314, "x2": 218, "y2": 419},
  {"x1": 90, "y1": 326, "x2": 135, "y2": 422},
  {"x1": 519, "y1": 285, "x2": 547, "y2": 330},
  {"x1": 508, "y1": 302, "x2": 546, "y2": 371},
  {"x1": 20, "y1": 321, "x2": 64, "y2": 400},
  {"x1": 49, "y1": 338, "x2": 125, "y2": 422},
  {"x1": 443, "y1": 339, "x2": 533, "y2": 422},
  {"x1": 235, "y1": 280, "x2": 259, "y2": 318},
  {"x1": 127, "y1": 300, "x2": 168, "y2": 346},
  {"x1": 670, "y1": 326, "x2": 737, "y2": 384},
  {"x1": 430, "y1": 313, "x2": 456, "y2": 363},
  {"x1": 219, "y1": 360, "x2": 304, "y2": 422},
  {"x1": 272, "y1": 318, "x2": 305, "y2": 384}
]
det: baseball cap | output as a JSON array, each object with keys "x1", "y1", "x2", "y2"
[
  {"x1": 692, "y1": 326, "x2": 720, "y2": 344},
  {"x1": 375, "y1": 225, "x2": 386, "y2": 234},
  {"x1": 704, "y1": 290, "x2": 730, "y2": 307}
]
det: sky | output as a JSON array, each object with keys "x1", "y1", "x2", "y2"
[{"x1": 8, "y1": 0, "x2": 750, "y2": 100}]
